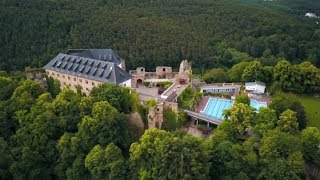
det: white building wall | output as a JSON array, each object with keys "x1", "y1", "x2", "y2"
[
  {"x1": 245, "y1": 84, "x2": 265, "y2": 94},
  {"x1": 256, "y1": 85, "x2": 265, "y2": 94},
  {"x1": 245, "y1": 85, "x2": 256, "y2": 91},
  {"x1": 119, "y1": 79, "x2": 131, "y2": 88}
]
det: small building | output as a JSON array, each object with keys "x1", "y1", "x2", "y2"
[
  {"x1": 43, "y1": 49, "x2": 131, "y2": 94},
  {"x1": 200, "y1": 83, "x2": 241, "y2": 99},
  {"x1": 201, "y1": 85, "x2": 238, "y2": 94},
  {"x1": 245, "y1": 81, "x2": 266, "y2": 94},
  {"x1": 305, "y1": 13, "x2": 318, "y2": 19}
]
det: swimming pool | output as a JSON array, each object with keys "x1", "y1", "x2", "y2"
[
  {"x1": 250, "y1": 100, "x2": 267, "y2": 110},
  {"x1": 202, "y1": 98, "x2": 267, "y2": 120},
  {"x1": 202, "y1": 98, "x2": 234, "y2": 120}
]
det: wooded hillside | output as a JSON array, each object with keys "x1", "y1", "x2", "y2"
[{"x1": 1, "y1": 0, "x2": 319, "y2": 71}]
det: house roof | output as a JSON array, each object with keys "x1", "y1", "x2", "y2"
[
  {"x1": 201, "y1": 85, "x2": 238, "y2": 90},
  {"x1": 245, "y1": 80, "x2": 266, "y2": 87},
  {"x1": 43, "y1": 53, "x2": 131, "y2": 84},
  {"x1": 65, "y1": 49, "x2": 124, "y2": 65},
  {"x1": 166, "y1": 92, "x2": 178, "y2": 102}
]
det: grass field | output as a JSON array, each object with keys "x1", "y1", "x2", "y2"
[{"x1": 297, "y1": 95, "x2": 320, "y2": 129}]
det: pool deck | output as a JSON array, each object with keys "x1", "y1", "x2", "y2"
[{"x1": 184, "y1": 109, "x2": 222, "y2": 125}]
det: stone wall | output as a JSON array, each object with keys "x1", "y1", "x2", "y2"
[{"x1": 46, "y1": 69, "x2": 102, "y2": 94}]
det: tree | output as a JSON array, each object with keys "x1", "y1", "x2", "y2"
[
  {"x1": 224, "y1": 139, "x2": 259, "y2": 179},
  {"x1": 56, "y1": 101, "x2": 130, "y2": 179},
  {"x1": 259, "y1": 130, "x2": 304, "y2": 179},
  {"x1": 46, "y1": 76, "x2": 60, "y2": 98},
  {"x1": 223, "y1": 103, "x2": 255, "y2": 134},
  {"x1": 85, "y1": 143, "x2": 126, "y2": 179},
  {"x1": 235, "y1": 93, "x2": 250, "y2": 105},
  {"x1": 130, "y1": 129, "x2": 209, "y2": 179},
  {"x1": 90, "y1": 83, "x2": 133, "y2": 113},
  {"x1": 296, "y1": 61, "x2": 320, "y2": 93},
  {"x1": 90, "y1": 83, "x2": 123, "y2": 112},
  {"x1": 79, "y1": 96, "x2": 97, "y2": 117},
  {"x1": 0, "y1": 80, "x2": 45, "y2": 139},
  {"x1": 0, "y1": 76, "x2": 15, "y2": 101},
  {"x1": 261, "y1": 66, "x2": 273, "y2": 84},
  {"x1": 269, "y1": 92, "x2": 307, "y2": 130},
  {"x1": 202, "y1": 68, "x2": 229, "y2": 83},
  {"x1": 10, "y1": 109, "x2": 61, "y2": 179},
  {"x1": 11, "y1": 80, "x2": 45, "y2": 101},
  {"x1": 290, "y1": 101, "x2": 307, "y2": 130},
  {"x1": 277, "y1": 109, "x2": 299, "y2": 134},
  {"x1": 273, "y1": 60, "x2": 301, "y2": 92},
  {"x1": 301, "y1": 127, "x2": 320, "y2": 166},
  {"x1": 162, "y1": 108, "x2": 186, "y2": 132},
  {"x1": 253, "y1": 107, "x2": 277, "y2": 137},
  {"x1": 50, "y1": 88, "x2": 81, "y2": 133},
  {"x1": 241, "y1": 61, "x2": 264, "y2": 82},
  {"x1": 269, "y1": 92, "x2": 295, "y2": 116},
  {"x1": 228, "y1": 62, "x2": 249, "y2": 82},
  {"x1": 0, "y1": 138, "x2": 11, "y2": 179},
  {"x1": 205, "y1": 140, "x2": 233, "y2": 178}
]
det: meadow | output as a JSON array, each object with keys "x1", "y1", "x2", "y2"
[{"x1": 298, "y1": 95, "x2": 320, "y2": 129}]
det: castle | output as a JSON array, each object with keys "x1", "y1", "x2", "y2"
[{"x1": 43, "y1": 49, "x2": 192, "y2": 129}]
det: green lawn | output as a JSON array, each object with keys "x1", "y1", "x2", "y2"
[{"x1": 297, "y1": 95, "x2": 320, "y2": 129}]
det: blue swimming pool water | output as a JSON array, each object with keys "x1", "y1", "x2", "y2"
[
  {"x1": 203, "y1": 98, "x2": 234, "y2": 120},
  {"x1": 202, "y1": 98, "x2": 267, "y2": 120},
  {"x1": 250, "y1": 100, "x2": 267, "y2": 110}
]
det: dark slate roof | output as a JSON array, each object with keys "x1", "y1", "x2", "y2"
[
  {"x1": 65, "y1": 49, "x2": 124, "y2": 65},
  {"x1": 43, "y1": 53, "x2": 131, "y2": 84},
  {"x1": 166, "y1": 92, "x2": 178, "y2": 102}
]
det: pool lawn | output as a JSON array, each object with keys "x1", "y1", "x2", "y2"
[{"x1": 297, "y1": 95, "x2": 320, "y2": 129}]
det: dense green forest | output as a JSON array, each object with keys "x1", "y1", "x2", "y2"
[
  {"x1": 1, "y1": 0, "x2": 320, "y2": 179},
  {"x1": 0, "y1": 72, "x2": 320, "y2": 179},
  {"x1": 1, "y1": 0, "x2": 320, "y2": 72}
]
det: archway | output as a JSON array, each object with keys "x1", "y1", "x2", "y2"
[{"x1": 136, "y1": 79, "x2": 143, "y2": 87}]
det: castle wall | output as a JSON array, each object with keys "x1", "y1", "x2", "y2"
[{"x1": 46, "y1": 69, "x2": 102, "y2": 94}]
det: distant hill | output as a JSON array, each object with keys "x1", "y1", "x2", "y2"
[
  {"x1": 239, "y1": 0, "x2": 320, "y2": 15},
  {"x1": 0, "y1": 0, "x2": 319, "y2": 71}
]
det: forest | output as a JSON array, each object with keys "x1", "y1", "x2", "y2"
[
  {"x1": 1, "y1": 0, "x2": 320, "y2": 72},
  {"x1": 1, "y1": 58, "x2": 320, "y2": 179},
  {"x1": 1, "y1": 0, "x2": 320, "y2": 179}
]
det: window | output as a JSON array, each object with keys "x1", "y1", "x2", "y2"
[
  {"x1": 163, "y1": 68, "x2": 165, "y2": 72},
  {"x1": 63, "y1": 82, "x2": 66, "y2": 85},
  {"x1": 85, "y1": 80, "x2": 88, "y2": 84},
  {"x1": 74, "y1": 78, "x2": 76, "y2": 81},
  {"x1": 79, "y1": 79, "x2": 82, "y2": 83},
  {"x1": 92, "y1": 82, "x2": 95, "y2": 86},
  {"x1": 157, "y1": 108, "x2": 160, "y2": 111},
  {"x1": 86, "y1": 88, "x2": 89, "y2": 91},
  {"x1": 68, "y1": 76, "x2": 70, "y2": 80},
  {"x1": 62, "y1": 75, "x2": 65, "y2": 78},
  {"x1": 57, "y1": 74, "x2": 60, "y2": 77},
  {"x1": 52, "y1": 72, "x2": 55, "y2": 76}
]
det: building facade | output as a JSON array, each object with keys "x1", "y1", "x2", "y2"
[
  {"x1": 43, "y1": 49, "x2": 131, "y2": 94},
  {"x1": 245, "y1": 81, "x2": 266, "y2": 94}
]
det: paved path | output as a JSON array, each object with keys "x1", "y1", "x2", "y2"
[{"x1": 163, "y1": 83, "x2": 189, "y2": 98}]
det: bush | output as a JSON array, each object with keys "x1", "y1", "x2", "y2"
[
  {"x1": 222, "y1": 93, "x2": 231, "y2": 99},
  {"x1": 158, "y1": 81, "x2": 173, "y2": 89},
  {"x1": 143, "y1": 81, "x2": 150, "y2": 87}
]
